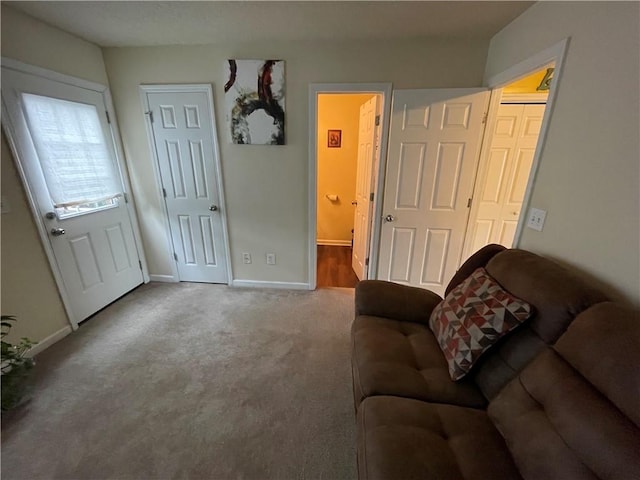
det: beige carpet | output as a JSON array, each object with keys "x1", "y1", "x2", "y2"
[{"x1": 1, "y1": 283, "x2": 357, "y2": 480}]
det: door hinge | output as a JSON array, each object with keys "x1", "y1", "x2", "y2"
[
  {"x1": 105, "y1": 110, "x2": 111, "y2": 124},
  {"x1": 467, "y1": 198, "x2": 473, "y2": 208},
  {"x1": 123, "y1": 192, "x2": 129, "y2": 204},
  {"x1": 482, "y1": 112, "x2": 488, "y2": 124},
  {"x1": 146, "y1": 110, "x2": 154, "y2": 123},
  {"x1": 375, "y1": 115, "x2": 380, "y2": 126},
  {"x1": 138, "y1": 260, "x2": 142, "y2": 270},
  {"x1": 173, "y1": 252, "x2": 178, "y2": 262},
  {"x1": 162, "y1": 188, "x2": 167, "y2": 198},
  {"x1": 369, "y1": 192, "x2": 374, "y2": 202},
  {"x1": 365, "y1": 258, "x2": 370, "y2": 266}
]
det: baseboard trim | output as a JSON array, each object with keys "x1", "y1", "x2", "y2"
[
  {"x1": 231, "y1": 280, "x2": 311, "y2": 290},
  {"x1": 149, "y1": 274, "x2": 179, "y2": 283},
  {"x1": 27, "y1": 325, "x2": 72, "y2": 358},
  {"x1": 317, "y1": 239, "x2": 351, "y2": 247}
]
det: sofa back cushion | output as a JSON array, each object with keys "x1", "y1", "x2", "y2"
[
  {"x1": 472, "y1": 249, "x2": 608, "y2": 398},
  {"x1": 430, "y1": 267, "x2": 533, "y2": 380},
  {"x1": 445, "y1": 243, "x2": 506, "y2": 296},
  {"x1": 488, "y1": 302, "x2": 640, "y2": 479}
]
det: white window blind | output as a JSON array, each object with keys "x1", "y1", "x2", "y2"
[{"x1": 21, "y1": 93, "x2": 122, "y2": 208}]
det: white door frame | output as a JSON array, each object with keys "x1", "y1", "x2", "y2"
[
  {"x1": 139, "y1": 84, "x2": 233, "y2": 285},
  {"x1": 308, "y1": 83, "x2": 392, "y2": 290},
  {"x1": 1, "y1": 57, "x2": 149, "y2": 330},
  {"x1": 469, "y1": 38, "x2": 570, "y2": 252}
]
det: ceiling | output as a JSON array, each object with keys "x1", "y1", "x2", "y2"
[{"x1": 5, "y1": 1, "x2": 534, "y2": 47}]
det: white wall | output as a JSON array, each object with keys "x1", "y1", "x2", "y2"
[
  {"x1": 103, "y1": 39, "x2": 488, "y2": 284},
  {"x1": 485, "y1": 2, "x2": 640, "y2": 305},
  {"x1": 1, "y1": 134, "x2": 69, "y2": 344},
  {"x1": 1, "y1": 5, "x2": 108, "y2": 84},
  {"x1": 1, "y1": 5, "x2": 111, "y2": 342}
]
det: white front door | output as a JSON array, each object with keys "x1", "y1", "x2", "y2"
[
  {"x1": 352, "y1": 95, "x2": 378, "y2": 280},
  {"x1": 143, "y1": 87, "x2": 228, "y2": 283},
  {"x1": 2, "y1": 67, "x2": 144, "y2": 322},
  {"x1": 464, "y1": 103, "x2": 546, "y2": 256},
  {"x1": 377, "y1": 89, "x2": 489, "y2": 296}
]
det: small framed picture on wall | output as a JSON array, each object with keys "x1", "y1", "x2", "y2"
[{"x1": 327, "y1": 129, "x2": 342, "y2": 148}]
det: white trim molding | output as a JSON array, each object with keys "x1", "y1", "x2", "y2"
[
  {"x1": 148, "y1": 274, "x2": 179, "y2": 283},
  {"x1": 26, "y1": 326, "x2": 72, "y2": 358},
  {"x1": 1, "y1": 57, "x2": 106, "y2": 92},
  {"x1": 501, "y1": 92, "x2": 549, "y2": 104},
  {"x1": 231, "y1": 280, "x2": 310, "y2": 290},
  {"x1": 316, "y1": 239, "x2": 352, "y2": 247}
]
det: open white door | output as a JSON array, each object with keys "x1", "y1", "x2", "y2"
[
  {"x1": 464, "y1": 103, "x2": 546, "y2": 257},
  {"x1": 2, "y1": 67, "x2": 144, "y2": 322},
  {"x1": 142, "y1": 86, "x2": 229, "y2": 283},
  {"x1": 352, "y1": 95, "x2": 378, "y2": 280},
  {"x1": 377, "y1": 89, "x2": 489, "y2": 296}
]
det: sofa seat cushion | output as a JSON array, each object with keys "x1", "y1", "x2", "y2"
[
  {"x1": 352, "y1": 315, "x2": 486, "y2": 409},
  {"x1": 488, "y1": 303, "x2": 640, "y2": 480},
  {"x1": 357, "y1": 396, "x2": 522, "y2": 480}
]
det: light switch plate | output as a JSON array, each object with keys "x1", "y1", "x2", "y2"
[{"x1": 526, "y1": 207, "x2": 547, "y2": 232}]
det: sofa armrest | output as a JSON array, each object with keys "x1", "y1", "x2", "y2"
[{"x1": 355, "y1": 280, "x2": 443, "y2": 325}]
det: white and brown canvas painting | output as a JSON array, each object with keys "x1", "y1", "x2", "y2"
[{"x1": 224, "y1": 59, "x2": 285, "y2": 145}]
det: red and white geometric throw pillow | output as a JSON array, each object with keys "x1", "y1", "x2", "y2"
[{"x1": 429, "y1": 267, "x2": 533, "y2": 381}]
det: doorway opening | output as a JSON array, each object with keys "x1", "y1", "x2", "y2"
[
  {"x1": 457, "y1": 38, "x2": 569, "y2": 265},
  {"x1": 316, "y1": 93, "x2": 378, "y2": 288},
  {"x1": 462, "y1": 64, "x2": 554, "y2": 260},
  {"x1": 308, "y1": 83, "x2": 392, "y2": 290}
]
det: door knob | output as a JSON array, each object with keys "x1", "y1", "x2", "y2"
[
  {"x1": 384, "y1": 214, "x2": 395, "y2": 223},
  {"x1": 50, "y1": 228, "x2": 66, "y2": 236},
  {"x1": 209, "y1": 205, "x2": 218, "y2": 212},
  {"x1": 45, "y1": 211, "x2": 57, "y2": 220}
]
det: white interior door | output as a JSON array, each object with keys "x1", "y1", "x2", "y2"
[
  {"x1": 144, "y1": 87, "x2": 229, "y2": 283},
  {"x1": 377, "y1": 89, "x2": 489, "y2": 296},
  {"x1": 2, "y1": 67, "x2": 144, "y2": 322},
  {"x1": 352, "y1": 95, "x2": 378, "y2": 280},
  {"x1": 465, "y1": 103, "x2": 546, "y2": 256}
]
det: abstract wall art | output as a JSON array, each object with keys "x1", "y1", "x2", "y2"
[{"x1": 224, "y1": 59, "x2": 285, "y2": 145}]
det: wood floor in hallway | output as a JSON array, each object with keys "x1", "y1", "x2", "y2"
[{"x1": 317, "y1": 245, "x2": 359, "y2": 288}]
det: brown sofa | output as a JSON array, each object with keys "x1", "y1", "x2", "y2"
[{"x1": 352, "y1": 246, "x2": 640, "y2": 479}]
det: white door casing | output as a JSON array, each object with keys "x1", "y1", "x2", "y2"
[
  {"x1": 464, "y1": 103, "x2": 546, "y2": 257},
  {"x1": 142, "y1": 86, "x2": 229, "y2": 283},
  {"x1": 352, "y1": 95, "x2": 378, "y2": 280},
  {"x1": 2, "y1": 66, "x2": 144, "y2": 323},
  {"x1": 377, "y1": 89, "x2": 490, "y2": 297}
]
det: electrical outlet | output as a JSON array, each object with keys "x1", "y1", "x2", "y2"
[
  {"x1": 526, "y1": 207, "x2": 547, "y2": 232},
  {"x1": 242, "y1": 252, "x2": 252, "y2": 264},
  {"x1": 266, "y1": 253, "x2": 276, "y2": 265},
  {"x1": 0, "y1": 196, "x2": 10, "y2": 214}
]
